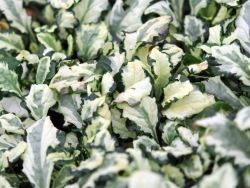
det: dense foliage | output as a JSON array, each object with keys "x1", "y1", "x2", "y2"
[{"x1": 0, "y1": 0, "x2": 250, "y2": 187}]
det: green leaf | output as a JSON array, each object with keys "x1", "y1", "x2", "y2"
[
  {"x1": 117, "y1": 96, "x2": 159, "y2": 142},
  {"x1": 115, "y1": 77, "x2": 152, "y2": 105},
  {"x1": 76, "y1": 22, "x2": 108, "y2": 61},
  {"x1": 36, "y1": 56, "x2": 51, "y2": 84},
  {"x1": 234, "y1": 107, "x2": 250, "y2": 131},
  {"x1": 0, "y1": 114, "x2": 25, "y2": 135},
  {"x1": 57, "y1": 93, "x2": 83, "y2": 128},
  {"x1": 73, "y1": 0, "x2": 109, "y2": 24},
  {"x1": 0, "y1": 0, "x2": 32, "y2": 33},
  {"x1": 23, "y1": 117, "x2": 59, "y2": 188},
  {"x1": 52, "y1": 165, "x2": 75, "y2": 188},
  {"x1": 162, "y1": 80, "x2": 194, "y2": 107},
  {"x1": 202, "y1": 76, "x2": 244, "y2": 109},
  {"x1": 105, "y1": 0, "x2": 154, "y2": 40},
  {"x1": 0, "y1": 32, "x2": 24, "y2": 53},
  {"x1": 37, "y1": 33, "x2": 62, "y2": 53},
  {"x1": 211, "y1": 43, "x2": 250, "y2": 86},
  {"x1": 48, "y1": 0, "x2": 79, "y2": 9},
  {"x1": 149, "y1": 48, "x2": 172, "y2": 99},
  {"x1": 111, "y1": 107, "x2": 136, "y2": 139},
  {"x1": 25, "y1": 84, "x2": 56, "y2": 120},
  {"x1": 195, "y1": 113, "x2": 250, "y2": 166},
  {"x1": 56, "y1": 10, "x2": 78, "y2": 28},
  {"x1": 198, "y1": 163, "x2": 238, "y2": 188},
  {"x1": 0, "y1": 63, "x2": 22, "y2": 97},
  {"x1": 145, "y1": 1, "x2": 179, "y2": 27},
  {"x1": 189, "y1": 0, "x2": 208, "y2": 15},
  {"x1": 163, "y1": 90, "x2": 214, "y2": 120},
  {"x1": 234, "y1": 0, "x2": 250, "y2": 54}
]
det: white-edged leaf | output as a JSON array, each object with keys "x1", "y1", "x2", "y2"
[
  {"x1": 145, "y1": 1, "x2": 179, "y2": 27},
  {"x1": 34, "y1": 25, "x2": 58, "y2": 33},
  {"x1": 105, "y1": 0, "x2": 153, "y2": 40},
  {"x1": 36, "y1": 56, "x2": 51, "y2": 84},
  {"x1": 48, "y1": 0, "x2": 79, "y2": 9},
  {"x1": 23, "y1": 116, "x2": 59, "y2": 188},
  {"x1": 0, "y1": 0, "x2": 32, "y2": 33},
  {"x1": 202, "y1": 76, "x2": 244, "y2": 109},
  {"x1": 211, "y1": 43, "x2": 250, "y2": 86},
  {"x1": 37, "y1": 33, "x2": 62, "y2": 53},
  {"x1": 133, "y1": 136, "x2": 160, "y2": 151},
  {"x1": 215, "y1": 0, "x2": 239, "y2": 6},
  {"x1": 56, "y1": 10, "x2": 78, "y2": 28},
  {"x1": 91, "y1": 130, "x2": 115, "y2": 152},
  {"x1": 234, "y1": 0, "x2": 250, "y2": 54},
  {"x1": 189, "y1": 0, "x2": 208, "y2": 15},
  {"x1": 170, "y1": 0, "x2": 184, "y2": 21},
  {"x1": 0, "y1": 176, "x2": 12, "y2": 188},
  {"x1": 0, "y1": 114, "x2": 25, "y2": 135},
  {"x1": 198, "y1": 163, "x2": 238, "y2": 188},
  {"x1": 0, "y1": 63, "x2": 22, "y2": 97},
  {"x1": 162, "y1": 44, "x2": 184, "y2": 66},
  {"x1": 76, "y1": 22, "x2": 108, "y2": 61},
  {"x1": 195, "y1": 113, "x2": 250, "y2": 166},
  {"x1": 177, "y1": 127, "x2": 199, "y2": 147},
  {"x1": 16, "y1": 50, "x2": 39, "y2": 64},
  {"x1": 115, "y1": 77, "x2": 152, "y2": 106},
  {"x1": 47, "y1": 150, "x2": 80, "y2": 162},
  {"x1": 161, "y1": 121, "x2": 179, "y2": 145},
  {"x1": 111, "y1": 107, "x2": 136, "y2": 139},
  {"x1": 207, "y1": 25, "x2": 222, "y2": 45},
  {"x1": 101, "y1": 72, "x2": 115, "y2": 96},
  {"x1": 150, "y1": 48, "x2": 172, "y2": 99},
  {"x1": 122, "y1": 60, "x2": 146, "y2": 89},
  {"x1": 25, "y1": 84, "x2": 56, "y2": 120},
  {"x1": 57, "y1": 93, "x2": 83, "y2": 129},
  {"x1": 0, "y1": 33, "x2": 24, "y2": 53},
  {"x1": 234, "y1": 107, "x2": 250, "y2": 131},
  {"x1": 0, "y1": 134, "x2": 23, "y2": 150},
  {"x1": 117, "y1": 96, "x2": 158, "y2": 142},
  {"x1": 161, "y1": 165, "x2": 185, "y2": 187},
  {"x1": 73, "y1": 0, "x2": 108, "y2": 24},
  {"x1": 162, "y1": 80, "x2": 194, "y2": 107},
  {"x1": 67, "y1": 35, "x2": 74, "y2": 57},
  {"x1": 163, "y1": 90, "x2": 214, "y2": 120}
]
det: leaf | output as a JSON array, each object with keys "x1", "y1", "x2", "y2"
[
  {"x1": 23, "y1": 117, "x2": 59, "y2": 188},
  {"x1": 195, "y1": 113, "x2": 250, "y2": 166},
  {"x1": 66, "y1": 35, "x2": 74, "y2": 57},
  {"x1": 115, "y1": 77, "x2": 152, "y2": 105},
  {"x1": 161, "y1": 121, "x2": 179, "y2": 145},
  {"x1": 161, "y1": 165, "x2": 185, "y2": 187},
  {"x1": 48, "y1": 0, "x2": 79, "y2": 9},
  {"x1": 111, "y1": 107, "x2": 136, "y2": 139},
  {"x1": 149, "y1": 48, "x2": 172, "y2": 99},
  {"x1": 57, "y1": 93, "x2": 83, "y2": 129},
  {"x1": 163, "y1": 90, "x2": 214, "y2": 120},
  {"x1": 162, "y1": 44, "x2": 184, "y2": 66},
  {"x1": 101, "y1": 72, "x2": 115, "y2": 96},
  {"x1": 25, "y1": 84, "x2": 56, "y2": 120},
  {"x1": 198, "y1": 163, "x2": 238, "y2": 188},
  {"x1": 177, "y1": 127, "x2": 199, "y2": 147},
  {"x1": 133, "y1": 136, "x2": 160, "y2": 150},
  {"x1": 121, "y1": 60, "x2": 146, "y2": 89},
  {"x1": 162, "y1": 80, "x2": 194, "y2": 107},
  {"x1": 0, "y1": 0, "x2": 32, "y2": 33},
  {"x1": 170, "y1": 0, "x2": 184, "y2": 21},
  {"x1": 91, "y1": 130, "x2": 115, "y2": 152},
  {"x1": 105, "y1": 0, "x2": 154, "y2": 40},
  {"x1": 207, "y1": 24, "x2": 222, "y2": 45},
  {"x1": 145, "y1": 1, "x2": 179, "y2": 27},
  {"x1": 36, "y1": 56, "x2": 51, "y2": 84},
  {"x1": 0, "y1": 134, "x2": 23, "y2": 150},
  {"x1": 16, "y1": 50, "x2": 39, "y2": 64},
  {"x1": 73, "y1": 0, "x2": 109, "y2": 24},
  {"x1": 52, "y1": 165, "x2": 75, "y2": 188},
  {"x1": 37, "y1": 33, "x2": 62, "y2": 53},
  {"x1": 56, "y1": 10, "x2": 78, "y2": 28},
  {"x1": 117, "y1": 96, "x2": 159, "y2": 142},
  {"x1": 0, "y1": 63, "x2": 22, "y2": 97},
  {"x1": 0, "y1": 32, "x2": 24, "y2": 53},
  {"x1": 76, "y1": 22, "x2": 108, "y2": 61},
  {"x1": 211, "y1": 43, "x2": 250, "y2": 86},
  {"x1": 234, "y1": 107, "x2": 250, "y2": 131},
  {"x1": 215, "y1": 0, "x2": 239, "y2": 6},
  {"x1": 0, "y1": 176, "x2": 12, "y2": 188},
  {"x1": 202, "y1": 76, "x2": 243, "y2": 109},
  {"x1": 124, "y1": 16, "x2": 172, "y2": 61},
  {"x1": 189, "y1": 0, "x2": 208, "y2": 15},
  {"x1": 234, "y1": 0, "x2": 250, "y2": 54},
  {"x1": 0, "y1": 114, "x2": 25, "y2": 135}
]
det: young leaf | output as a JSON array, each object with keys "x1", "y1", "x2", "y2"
[
  {"x1": 0, "y1": 63, "x2": 22, "y2": 97},
  {"x1": 76, "y1": 22, "x2": 108, "y2": 61},
  {"x1": 23, "y1": 117, "x2": 59, "y2": 188},
  {"x1": 0, "y1": 33, "x2": 24, "y2": 53},
  {"x1": 37, "y1": 33, "x2": 62, "y2": 53},
  {"x1": 105, "y1": 0, "x2": 154, "y2": 40},
  {"x1": 234, "y1": 0, "x2": 250, "y2": 54},
  {"x1": 163, "y1": 90, "x2": 214, "y2": 120},
  {"x1": 161, "y1": 121, "x2": 179, "y2": 145},
  {"x1": 101, "y1": 72, "x2": 115, "y2": 96},
  {"x1": 117, "y1": 96, "x2": 159, "y2": 142},
  {"x1": 73, "y1": 0, "x2": 109, "y2": 24},
  {"x1": 56, "y1": 10, "x2": 78, "y2": 29},
  {"x1": 16, "y1": 50, "x2": 39, "y2": 64},
  {"x1": 25, "y1": 84, "x2": 56, "y2": 120},
  {"x1": 0, "y1": 114, "x2": 25, "y2": 135},
  {"x1": 202, "y1": 76, "x2": 244, "y2": 109},
  {"x1": 234, "y1": 107, "x2": 250, "y2": 131},
  {"x1": 211, "y1": 43, "x2": 250, "y2": 86},
  {"x1": 189, "y1": 0, "x2": 208, "y2": 16},
  {"x1": 36, "y1": 56, "x2": 51, "y2": 84}
]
